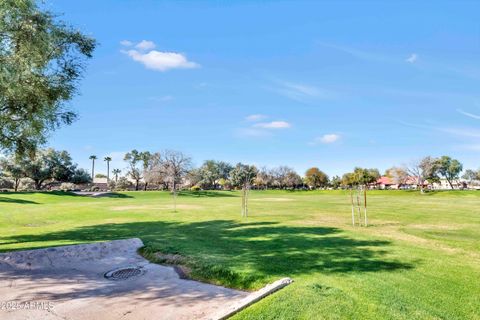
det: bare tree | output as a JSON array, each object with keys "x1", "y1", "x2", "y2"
[
  {"x1": 230, "y1": 163, "x2": 257, "y2": 218},
  {"x1": 407, "y1": 156, "x2": 438, "y2": 193},
  {"x1": 143, "y1": 153, "x2": 166, "y2": 189},
  {"x1": 385, "y1": 166, "x2": 409, "y2": 187},
  {"x1": 161, "y1": 150, "x2": 192, "y2": 211}
]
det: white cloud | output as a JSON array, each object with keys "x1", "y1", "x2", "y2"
[
  {"x1": 253, "y1": 121, "x2": 291, "y2": 129},
  {"x1": 245, "y1": 114, "x2": 267, "y2": 122},
  {"x1": 124, "y1": 49, "x2": 199, "y2": 72},
  {"x1": 406, "y1": 53, "x2": 418, "y2": 63},
  {"x1": 120, "y1": 40, "x2": 133, "y2": 46},
  {"x1": 310, "y1": 134, "x2": 341, "y2": 145},
  {"x1": 135, "y1": 40, "x2": 156, "y2": 51},
  {"x1": 457, "y1": 109, "x2": 480, "y2": 120}
]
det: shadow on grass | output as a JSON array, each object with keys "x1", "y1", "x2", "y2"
[
  {"x1": 0, "y1": 220, "x2": 413, "y2": 289},
  {"x1": 177, "y1": 190, "x2": 237, "y2": 198},
  {"x1": 89, "y1": 192, "x2": 133, "y2": 198},
  {"x1": 1, "y1": 191, "x2": 81, "y2": 197},
  {"x1": 0, "y1": 197, "x2": 39, "y2": 204}
]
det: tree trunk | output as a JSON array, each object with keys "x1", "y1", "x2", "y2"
[
  {"x1": 91, "y1": 160, "x2": 95, "y2": 181},
  {"x1": 135, "y1": 179, "x2": 139, "y2": 191},
  {"x1": 144, "y1": 182, "x2": 148, "y2": 191},
  {"x1": 14, "y1": 179, "x2": 19, "y2": 192},
  {"x1": 447, "y1": 178, "x2": 454, "y2": 190},
  {"x1": 107, "y1": 162, "x2": 110, "y2": 182},
  {"x1": 172, "y1": 181, "x2": 177, "y2": 212},
  {"x1": 350, "y1": 188, "x2": 355, "y2": 226}
]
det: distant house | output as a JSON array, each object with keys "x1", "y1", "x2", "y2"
[
  {"x1": 376, "y1": 176, "x2": 394, "y2": 189},
  {"x1": 431, "y1": 179, "x2": 467, "y2": 190},
  {"x1": 376, "y1": 176, "x2": 425, "y2": 190}
]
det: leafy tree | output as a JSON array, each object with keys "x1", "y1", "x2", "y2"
[
  {"x1": 462, "y1": 169, "x2": 479, "y2": 184},
  {"x1": 0, "y1": 0, "x2": 95, "y2": 156},
  {"x1": 305, "y1": 167, "x2": 329, "y2": 189},
  {"x1": 139, "y1": 151, "x2": 152, "y2": 190},
  {"x1": 21, "y1": 148, "x2": 77, "y2": 189},
  {"x1": 198, "y1": 160, "x2": 233, "y2": 189},
  {"x1": 103, "y1": 156, "x2": 112, "y2": 181},
  {"x1": 437, "y1": 156, "x2": 463, "y2": 189},
  {"x1": 70, "y1": 168, "x2": 91, "y2": 184},
  {"x1": 0, "y1": 156, "x2": 23, "y2": 191},
  {"x1": 89, "y1": 155, "x2": 97, "y2": 180},
  {"x1": 341, "y1": 172, "x2": 356, "y2": 188},
  {"x1": 330, "y1": 175, "x2": 341, "y2": 189},
  {"x1": 112, "y1": 169, "x2": 121, "y2": 183},
  {"x1": 124, "y1": 150, "x2": 142, "y2": 191}
]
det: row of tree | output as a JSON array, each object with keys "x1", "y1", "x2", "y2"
[
  {"x1": 0, "y1": 148, "x2": 470, "y2": 193},
  {"x1": 0, "y1": 149, "x2": 91, "y2": 191}
]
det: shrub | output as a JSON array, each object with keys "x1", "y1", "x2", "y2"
[
  {"x1": 59, "y1": 182, "x2": 76, "y2": 191},
  {"x1": 115, "y1": 177, "x2": 132, "y2": 191},
  {"x1": 190, "y1": 185, "x2": 201, "y2": 191}
]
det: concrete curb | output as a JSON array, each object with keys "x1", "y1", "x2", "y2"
[{"x1": 211, "y1": 277, "x2": 294, "y2": 320}]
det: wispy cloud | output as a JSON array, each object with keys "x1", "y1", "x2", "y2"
[
  {"x1": 406, "y1": 53, "x2": 418, "y2": 63},
  {"x1": 457, "y1": 109, "x2": 480, "y2": 120},
  {"x1": 318, "y1": 42, "x2": 392, "y2": 63},
  {"x1": 272, "y1": 80, "x2": 330, "y2": 102},
  {"x1": 235, "y1": 128, "x2": 272, "y2": 138},
  {"x1": 253, "y1": 121, "x2": 291, "y2": 129},
  {"x1": 236, "y1": 118, "x2": 291, "y2": 139},
  {"x1": 121, "y1": 40, "x2": 199, "y2": 72},
  {"x1": 120, "y1": 40, "x2": 133, "y2": 46},
  {"x1": 135, "y1": 40, "x2": 156, "y2": 51},
  {"x1": 149, "y1": 95, "x2": 174, "y2": 102},
  {"x1": 245, "y1": 114, "x2": 267, "y2": 122},
  {"x1": 309, "y1": 134, "x2": 341, "y2": 145}
]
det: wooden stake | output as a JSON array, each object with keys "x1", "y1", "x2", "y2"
[
  {"x1": 364, "y1": 185, "x2": 368, "y2": 226},
  {"x1": 350, "y1": 188, "x2": 355, "y2": 226},
  {"x1": 356, "y1": 186, "x2": 361, "y2": 226}
]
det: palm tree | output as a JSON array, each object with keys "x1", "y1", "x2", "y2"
[
  {"x1": 89, "y1": 155, "x2": 97, "y2": 181},
  {"x1": 104, "y1": 156, "x2": 112, "y2": 181},
  {"x1": 112, "y1": 169, "x2": 121, "y2": 183}
]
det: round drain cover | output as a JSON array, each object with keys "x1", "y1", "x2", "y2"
[{"x1": 104, "y1": 266, "x2": 145, "y2": 280}]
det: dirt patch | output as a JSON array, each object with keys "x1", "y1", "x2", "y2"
[
  {"x1": 153, "y1": 252, "x2": 192, "y2": 279},
  {"x1": 111, "y1": 204, "x2": 203, "y2": 211},
  {"x1": 409, "y1": 223, "x2": 465, "y2": 230},
  {"x1": 251, "y1": 198, "x2": 295, "y2": 202}
]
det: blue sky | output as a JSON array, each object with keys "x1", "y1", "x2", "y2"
[{"x1": 45, "y1": 0, "x2": 480, "y2": 176}]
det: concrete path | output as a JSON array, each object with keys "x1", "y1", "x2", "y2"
[{"x1": 0, "y1": 238, "x2": 250, "y2": 320}]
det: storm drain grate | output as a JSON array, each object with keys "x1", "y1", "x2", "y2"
[{"x1": 104, "y1": 266, "x2": 145, "y2": 280}]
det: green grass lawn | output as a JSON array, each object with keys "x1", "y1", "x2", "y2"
[{"x1": 1, "y1": 190, "x2": 479, "y2": 319}]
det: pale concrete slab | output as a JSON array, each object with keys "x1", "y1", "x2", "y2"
[{"x1": 0, "y1": 238, "x2": 250, "y2": 320}]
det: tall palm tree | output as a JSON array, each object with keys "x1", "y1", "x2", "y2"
[
  {"x1": 112, "y1": 169, "x2": 121, "y2": 183},
  {"x1": 104, "y1": 156, "x2": 112, "y2": 181},
  {"x1": 89, "y1": 155, "x2": 97, "y2": 181}
]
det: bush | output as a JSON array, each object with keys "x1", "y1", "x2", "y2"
[
  {"x1": 18, "y1": 179, "x2": 36, "y2": 191},
  {"x1": 59, "y1": 182, "x2": 76, "y2": 191},
  {"x1": 190, "y1": 185, "x2": 201, "y2": 191},
  {"x1": 115, "y1": 177, "x2": 132, "y2": 191}
]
